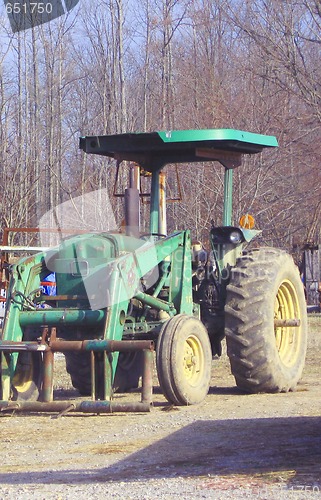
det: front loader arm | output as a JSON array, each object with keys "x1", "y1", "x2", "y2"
[{"x1": 0, "y1": 230, "x2": 194, "y2": 401}]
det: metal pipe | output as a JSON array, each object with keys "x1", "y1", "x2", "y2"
[
  {"x1": 49, "y1": 339, "x2": 154, "y2": 353},
  {"x1": 0, "y1": 339, "x2": 154, "y2": 415},
  {"x1": 2, "y1": 226, "x2": 91, "y2": 246},
  {"x1": 103, "y1": 351, "x2": 112, "y2": 401},
  {"x1": 124, "y1": 163, "x2": 141, "y2": 237},
  {"x1": 0, "y1": 400, "x2": 151, "y2": 414},
  {"x1": 142, "y1": 349, "x2": 154, "y2": 404},
  {"x1": 0, "y1": 341, "x2": 49, "y2": 352},
  {"x1": 274, "y1": 319, "x2": 301, "y2": 327},
  {"x1": 42, "y1": 327, "x2": 56, "y2": 402},
  {"x1": 159, "y1": 171, "x2": 167, "y2": 235},
  {"x1": 130, "y1": 163, "x2": 140, "y2": 190},
  {"x1": 150, "y1": 170, "x2": 160, "y2": 234},
  {"x1": 223, "y1": 168, "x2": 233, "y2": 226},
  {"x1": 134, "y1": 290, "x2": 176, "y2": 314},
  {"x1": 124, "y1": 188, "x2": 140, "y2": 237},
  {"x1": 0, "y1": 246, "x2": 50, "y2": 252},
  {"x1": 0, "y1": 339, "x2": 154, "y2": 353},
  {"x1": 19, "y1": 309, "x2": 105, "y2": 327},
  {"x1": 91, "y1": 351, "x2": 95, "y2": 400},
  {"x1": 42, "y1": 350, "x2": 54, "y2": 402}
]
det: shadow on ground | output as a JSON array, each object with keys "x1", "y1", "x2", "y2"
[{"x1": 1, "y1": 415, "x2": 321, "y2": 487}]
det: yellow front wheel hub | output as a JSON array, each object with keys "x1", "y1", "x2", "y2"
[
  {"x1": 183, "y1": 335, "x2": 204, "y2": 383},
  {"x1": 274, "y1": 279, "x2": 301, "y2": 368}
]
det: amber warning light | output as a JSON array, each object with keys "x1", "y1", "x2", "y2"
[{"x1": 239, "y1": 214, "x2": 255, "y2": 229}]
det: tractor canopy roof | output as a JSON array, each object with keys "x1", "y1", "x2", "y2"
[{"x1": 79, "y1": 129, "x2": 278, "y2": 171}]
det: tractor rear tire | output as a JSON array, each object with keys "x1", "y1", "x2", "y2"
[
  {"x1": 11, "y1": 351, "x2": 43, "y2": 401},
  {"x1": 65, "y1": 351, "x2": 143, "y2": 396},
  {"x1": 225, "y1": 248, "x2": 307, "y2": 393},
  {"x1": 156, "y1": 314, "x2": 212, "y2": 405},
  {"x1": 65, "y1": 351, "x2": 92, "y2": 396},
  {"x1": 113, "y1": 352, "x2": 143, "y2": 393}
]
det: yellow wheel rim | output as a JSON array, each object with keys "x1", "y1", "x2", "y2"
[
  {"x1": 12, "y1": 353, "x2": 34, "y2": 394},
  {"x1": 182, "y1": 335, "x2": 204, "y2": 384},
  {"x1": 274, "y1": 279, "x2": 301, "y2": 367}
]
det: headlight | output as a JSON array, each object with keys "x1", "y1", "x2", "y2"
[
  {"x1": 210, "y1": 226, "x2": 245, "y2": 245},
  {"x1": 229, "y1": 231, "x2": 243, "y2": 244}
]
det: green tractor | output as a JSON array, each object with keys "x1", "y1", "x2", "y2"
[{"x1": 0, "y1": 129, "x2": 307, "y2": 414}]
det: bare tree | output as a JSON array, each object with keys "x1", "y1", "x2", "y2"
[{"x1": 224, "y1": 0, "x2": 321, "y2": 247}]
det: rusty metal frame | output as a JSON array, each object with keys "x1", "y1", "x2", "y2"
[
  {"x1": 112, "y1": 161, "x2": 182, "y2": 203},
  {"x1": 113, "y1": 161, "x2": 151, "y2": 199},
  {"x1": 0, "y1": 339, "x2": 154, "y2": 415}
]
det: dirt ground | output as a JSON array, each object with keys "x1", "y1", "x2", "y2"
[{"x1": 0, "y1": 315, "x2": 321, "y2": 499}]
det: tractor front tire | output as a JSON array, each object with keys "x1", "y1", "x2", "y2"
[
  {"x1": 113, "y1": 352, "x2": 143, "y2": 393},
  {"x1": 225, "y1": 248, "x2": 307, "y2": 393},
  {"x1": 156, "y1": 314, "x2": 212, "y2": 405},
  {"x1": 65, "y1": 351, "x2": 92, "y2": 396},
  {"x1": 11, "y1": 351, "x2": 43, "y2": 401},
  {"x1": 65, "y1": 350, "x2": 143, "y2": 396}
]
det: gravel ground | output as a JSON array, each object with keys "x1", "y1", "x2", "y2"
[{"x1": 0, "y1": 315, "x2": 321, "y2": 499}]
